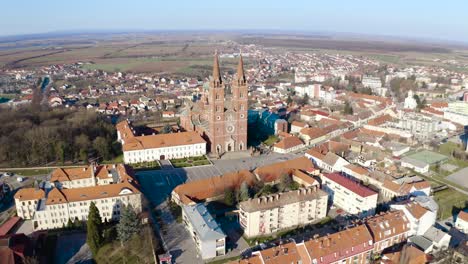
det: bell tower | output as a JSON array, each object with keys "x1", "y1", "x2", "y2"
[
  {"x1": 208, "y1": 51, "x2": 226, "y2": 154},
  {"x1": 231, "y1": 53, "x2": 248, "y2": 151}
]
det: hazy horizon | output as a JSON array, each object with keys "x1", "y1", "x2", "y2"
[{"x1": 2, "y1": 0, "x2": 468, "y2": 43}]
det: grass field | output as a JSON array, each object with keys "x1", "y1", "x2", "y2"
[
  {"x1": 2, "y1": 168, "x2": 53, "y2": 176},
  {"x1": 433, "y1": 188, "x2": 468, "y2": 219},
  {"x1": 95, "y1": 226, "x2": 157, "y2": 264},
  {"x1": 170, "y1": 155, "x2": 211, "y2": 168},
  {"x1": 263, "y1": 135, "x2": 279, "y2": 146}
]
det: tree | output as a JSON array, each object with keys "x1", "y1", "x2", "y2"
[
  {"x1": 55, "y1": 141, "x2": 67, "y2": 164},
  {"x1": 344, "y1": 101, "x2": 354, "y2": 115},
  {"x1": 301, "y1": 93, "x2": 309, "y2": 105},
  {"x1": 239, "y1": 181, "x2": 250, "y2": 201},
  {"x1": 286, "y1": 95, "x2": 293, "y2": 105},
  {"x1": 279, "y1": 174, "x2": 293, "y2": 191},
  {"x1": 160, "y1": 124, "x2": 173, "y2": 134},
  {"x1": 66, "y1": 218, "x2": 74, "y2": 229},
  {"x1": 117, "y1": 205, "x2": 141, "y2": 245},
  {"x1": 93, "y1": 136, "x2": 110, "y2": 160},
  {"x1": 224, "y1": 188, "x2": 236, "y2": 206},
  {"x1": 87, "y1": 202, "x2": 103, "y2": 256}
]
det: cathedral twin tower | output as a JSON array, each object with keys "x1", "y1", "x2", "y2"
[{"x1": 180, "y1": 52, "x2": 248, "y2": 155}]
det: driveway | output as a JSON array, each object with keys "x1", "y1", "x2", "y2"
[{"x1": 157, "y1": 201, "x2": 203, "y2": 264}]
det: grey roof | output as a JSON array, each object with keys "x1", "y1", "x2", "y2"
[
  {"x1": 382, "y1": 141, "x2": 409, "y2": 152},
  {"x1": 322, "y1": 152, "x2": 341, "y2": 167},
  {"x1": 401, "y1": 157, "x2": 428, "y2": 169},
  {"x1": 414, "y1": 196, "x2": 439, "y2": 212},
  {"x1": 423, "y1": 226, "x2": 450, "y2": 243},
  {"x1": 409, "y1": 235, "x2": 433, "y2": 251},
  {"x1": 182, "y1": 203, "x2": 225, "y2": 241}
]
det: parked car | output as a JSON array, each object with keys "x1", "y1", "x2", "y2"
[{"x1": 17, "y1": 176, "x2": 24, "y2": 182}]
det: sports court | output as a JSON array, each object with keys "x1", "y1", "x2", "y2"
[{"x1": 404, "y1": 150, "x2": 448, "y2": 165}]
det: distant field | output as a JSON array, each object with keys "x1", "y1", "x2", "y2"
[{"x1": 1, "y1": 32, "x2": 468, "y2": 74}]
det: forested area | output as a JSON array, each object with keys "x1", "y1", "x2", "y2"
[{"x1": 0, "y1": 106, "x2": 120, "y2": 167}]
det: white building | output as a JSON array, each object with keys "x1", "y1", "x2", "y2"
[
  {"x1": 391, "y1": 200, "x2": 437, "y2": 236},
  {"x1": 272, "y1": 136, "x2": 305, "y2": 154},
  {"x1": 362, "y1": 76, "x2": 382, "y2": 89},
  {"x1": 398, "y1": 112, "x2": 441, "y2": 140},
  {"x1": 404, "y1": 90, "x2": 418, "y2": 109},
  {"x1": 15, "y1": 164, "x2": 142, "y2": 230},
  {"x1": 455, "y1": 211, "x2": 468, "y2": 233},
  {"x1": 423, "y1": 226, "x2": 451, "y2": 252},
  {"x1": 117, "y1": 120, "x2": 206, "y2": 163},
  {"x1": 401, "y1": 157, "x2": 429, "y2": 174},
  {"x1": 321, "y1": 173, "x2": 378, "y2": 217},
  {"x1": 306, "y1": 151, "x2": 349, "y2": 172},
  {"x1": 239, "y1": 186, "x2": 328, "y2": 238},
  {"x1": 182, "y1": 203, "x2": 226, "y2": 259},
  {"x1": 294, "y1": 84, "x2": 321, "y2": 98},
  {"x1": 444, "y1": 101, "x2": 468, "y2": 125}
]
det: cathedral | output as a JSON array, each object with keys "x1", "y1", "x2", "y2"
[{"x1": 180, "y1": 52, "x2": 248, "y2": 155}]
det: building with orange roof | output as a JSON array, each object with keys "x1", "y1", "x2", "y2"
[
  {"x1": 272, "y1": 136, "x2": 305, "y2": 153},
  {"x1": 239, "y1": 186, "x2": 328, "y2": 237},
  {"x1": 116, "y1": 119, "x2": 206, "y2": 163},
  {"x1": 291, "y1": 121, "x2": 309, "y2": 134},
  {"x1": 50, "y1": 163, "x2": 134, "y2": 188},
  {"x1": 254, "y1": 157, "x2": 315, "y2": 183},
  {"x1": 454, "y1": 210, "x2": 468, "y2": 233},
  {"x1": 299, "y1": 127, "x2": 328, "y2": 146},
  {"x1": 229, "y1": 242, "x2": 303, "y2": 264},
  {"x1": 365, "y1": 211, "x2": 410, "y2": 252},
  {"x1": 14, "y1": 163, "x2": 142, "y2": 230},
  {"x1": 381, "y1": 244, "x2": 427, "y2": 264},
  {"x1": 299, "y1": 224, "x2": 374, "y2": 264},
  {"x1": 172, "y1": 170, "x2": 256, "y2": 205},
  {"x1": 14, "y1": 189, "x2": 45, "y2": 219},
  {"x1": 380, "y1": 178, "x2": 431, "y2": 202},
  {"x1": 391, "y1": 201, "x2": 437, "y2": 236}
]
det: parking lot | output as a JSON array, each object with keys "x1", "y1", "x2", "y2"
[{"x1": 135, "y1": 152, "x2": 300, "y2": 205}]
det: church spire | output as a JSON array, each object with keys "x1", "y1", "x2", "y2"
[
  {"x1": 212, "y1": 50, "x2": 222, "y2": 86},
  {"x1": 236, "y1": 52, "x2": 245, "y2": 84}
]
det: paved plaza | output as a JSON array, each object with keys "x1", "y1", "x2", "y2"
[
  {"x1": 136, "y1": 152, "x2": 300, "y2": 263},
  {"x1": 446, "y1": 167, "x2": 468, "y2": 189}
]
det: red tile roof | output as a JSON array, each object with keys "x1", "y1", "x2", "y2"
[{"x1": 323, "y1": 173, "x2": 377, "y2": 198}]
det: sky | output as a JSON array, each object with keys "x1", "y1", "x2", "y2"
[{"x1": 2, "y1": 0, "x2": 468, "y2": 42}]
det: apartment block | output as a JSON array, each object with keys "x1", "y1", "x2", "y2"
[
  {"x1": 365, "y1": 211, "x2": 410, "y2": 253},
  {"x1": 239, "y1": 186, "x2": 328, "y2": 238},
  {"x1": 14, "y1": 164, "x2": 142, "y2": 230},
  {"x1": 182, "y1": 203, "x2": 226, "y2": 259},
  {"x1": 321, "y1": 173, "x2": 378, "y2": 217}
]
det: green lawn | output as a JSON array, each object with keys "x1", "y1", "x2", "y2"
[
  {"x1": 439, "y1": 142, "x2": 460, "y2": 156},
  {"x1": 132, "y1": 161, "x2": 161, "y2": 171},
  {"x1": 207, "y1": 255, "x2": 241, "y2": 264},
  {"x1": 263, "y1": 135, "x2": 279, "y2": 146},
  {"x1": 102, "y1": 154, "x2": 124, "y2": 164},
  {"x1": 170, "y1": 155, "x2": 210, "y2": 168},
  {"x1": 433, "y1": 188, "x2": 468, "y2": 220},
  {"x1": 95, "y1": 226, "x2": 157, "y2": 264},
  {"x1": 3, "y1": 168, "x2": 53, "y2": 176}
]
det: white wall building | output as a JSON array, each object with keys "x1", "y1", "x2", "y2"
[
  {"x1": 239, "y1": 187, "x2": 328, "y2": 238},
  {"x1": 15, "y1": 164, "x2": 142, "y2": 230},
  {"x1": 391, "y1": 200, "x2": 437, "y2": 236},
  {"x1": 117, "y1": 120, "x2": 206, "y2": 163},
  {"x1": 455, "y1": 211, "x2": 468, "y2": 233},
  {"x1": 321, "y1": 173, "x2": 378, "y2": 217},
  {"x1": 182, "y1": 203, "x2": 226, "y2": 259}
]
